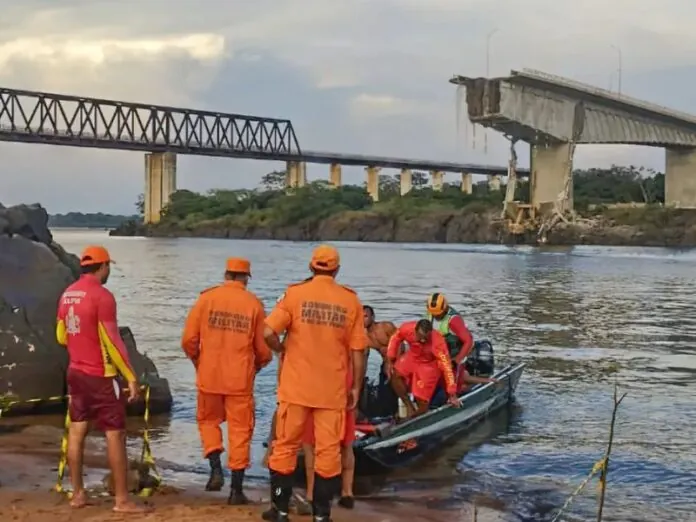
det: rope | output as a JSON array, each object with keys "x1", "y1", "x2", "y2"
[
  {"x1": 550, "y1": 457, "x2": 607, "y2": 522},
  {"x1": 52, "y1": 384, "x2": 161, "y2": 498}
]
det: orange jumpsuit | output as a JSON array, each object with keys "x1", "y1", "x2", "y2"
[
  {"x1": 266, "y1": 274, "x2": 368, "y2": 479},
  {"x1": 181, "y1": 278, "x2": 272, "y2": 470}
]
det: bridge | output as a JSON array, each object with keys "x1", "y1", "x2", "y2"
[
  {"x1": 450, "y1": 68, "x2": 696, "y2": 212},
  {"x1": 0, "y1": 86, "x2": 523, "y2": 224}
]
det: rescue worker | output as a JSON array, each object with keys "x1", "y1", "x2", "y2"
[
  {"x1": 262, "y1": 244, "x2": 368, "y2": 522},
  {"x1": 425, "y1": 293, "x2": 474, "y2": 367},
  {"x1": 181, "y1": 257, "x2": 272, "y2": 505},
  {"x1": 56, "y1": 246, "x2": 150, "y2": 514},
  {"x1": 384, "y1": 319, "x2": 459, "y2": 419}
]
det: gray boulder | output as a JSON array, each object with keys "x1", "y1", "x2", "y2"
[{"x1": 0, "y1": 203, "x2": 172, "y2": 416}]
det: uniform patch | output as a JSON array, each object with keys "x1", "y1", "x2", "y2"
[{"x1": 276, "y1": 292, "x2": 286, "y2": 303}]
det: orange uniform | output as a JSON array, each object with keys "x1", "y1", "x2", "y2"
[
  {"x1": 181, "y1": 258, "x2": 272, "y2": 471},
  {"x1": 266, "y1": 247, "x2": 368, "y2": 480}
]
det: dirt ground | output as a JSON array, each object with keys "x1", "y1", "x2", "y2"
[{"x1": 0, "y1": 424, "x2": 505, "y2": 522}]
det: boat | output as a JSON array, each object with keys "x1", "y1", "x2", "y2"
[{"x1": 351, "y1": 361, "x2": 525, "y2": 475}]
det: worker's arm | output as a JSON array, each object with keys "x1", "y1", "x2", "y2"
[
  {"x1": 55, "y1": 302, "x2": 68, "y2": 347},
  {"x1": 181, "y1": 296, "x2": 205, "y2": 366},
  {"x1": 433, "y1": 335, "x2": 457, "y2": 396},
  {"x1": 376, "y1": 322, "x2": 397, "y2": 359},
  {"x1": 449, "y1": 315, "x2": 474, "y2": 363},
  {"x1": 386, "y1": 324, "x2": 406, "y2": 362},
  {"x1": 97, "y1": 291, "x2": 137, "y2": 383},
  {"x1": 349, "y1": 302, "x2": 369, "y2": 394},
  {"x1": 264, "y1": 292, "x2": 292, "y2": 354},
  {"x1": 253, "y1": 302, "x2": 273, "y2": 372}
]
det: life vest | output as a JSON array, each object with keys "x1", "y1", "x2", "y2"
[{"x1": 427, "y1": 306, "x2": 463, "y2": 360}]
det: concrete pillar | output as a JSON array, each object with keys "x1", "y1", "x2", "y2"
[
  {"x1": 285, "y1": 161, "x2": 307, "y2": 188},
  {"x1": 488, "y1": 175, "x2": 501, "y2": 191},
  {"x1": 665, "y1": 147, "x2": 696, "y2": 208},
  {"x1": 530, "y1": 142, "x2": 574, "y2": 212},
  {"x1": 461, "y1": 173, "x2": 473, "y2": 194},
  {"x1": 431, "y1": 170, "x2": 444, "y2": 192},
  {"x1": 329, "y1": 163, "x2": 342, "y2": 188},
  {"x1": 400, "y1": 169, "x2": 412, "y2": 196},
  {"x1": 366, "y1": 166, "x2": 380, "y2": 202},
  {"x1": 144, "y1": 152, "x2": 177, "y2": 225}
]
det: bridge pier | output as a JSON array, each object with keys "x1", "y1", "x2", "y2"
[
  {"x1": 461, "y1": 173, "x2": 473, "y2": 194},
  {"x1": 366, "y1": 166, "x2": 380, "y2": 202},
  {"x1": 400, "y1": 169, "x2": 412, "y2": 195},
  {"x1": 488, "y1": 175, "x2": 501, "y2": 191},
  {"x1": 285, "y1": 161, "x2": 307, "y2": 188},
  {"x1": 530, "y1": 142, "x2": 573, "y2": 212},
  {"x1": 329, "y1": 163, "x2": 342, "y2": 188},
  {"x1": 144, "y1": 152, "x2": 177, "y2": 225},
  {"x1": 431, "y1": 170, "x2": 444, "y2": 191},
  {"x1": 665, "y1": 148, "x2": 696, "y2": 208}
]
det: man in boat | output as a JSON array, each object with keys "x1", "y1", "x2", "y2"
[
  {"x1": 181, "y1": 257, "x2": 272, "y2": 504},
  {"x1": 262, "y1": 244, "x2": 368, "y2": 522},
  {"x1": 384, "y1": 319, "x2": 460, "y2": 419},
  {"x1": 363, "y1": 305, "x2": 398, "y2": 378}
]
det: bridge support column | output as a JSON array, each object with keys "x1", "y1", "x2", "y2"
[
  {"x1": 329, "y1": 163, "x2": 342, "y2": 188},
  {"x1": 488, "y1": 175, "x2": 501, "y2": 191},
  {"x1": 144, "y1": 152, "x2": 177, "y2": 225},
  {"x1": 461, "y1": 173, "x2": 473, "y2": 194},
  {"x1": 400, "y1": 169, "x2": 412, "y2": 196},
  {"x1": 431, "y1": 170, "x2": 444, "y2": 192},
  {"x1": 366, "y1": 166, "x2": 380, "y2": 202},
  {"x1": 285, "y1": 161, "x2": 307, "y2": 188},
  {"x1": 530, "y1": 142, "x2": 573, "y2": 212},
  {"x1": 665, "y1": 147, "x2": 696, "y2": 208}
]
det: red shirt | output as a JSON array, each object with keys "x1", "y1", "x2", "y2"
[
  {"x1": 387, "y1": 321, "x2": 457, "y2": 394},
  {"x1": 56, "y1": 274, "x2": 136, "y2": 382},
  {"x1": 447, "y1": 314, "x2": 474, "y2": 362}
]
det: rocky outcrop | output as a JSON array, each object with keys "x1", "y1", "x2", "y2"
[
  {"x1": 110, "y1": 207, "x2": 696, "y2": 247},
  {"x1": 0, "y1": 203, "x2": 172, "y2": 416}
]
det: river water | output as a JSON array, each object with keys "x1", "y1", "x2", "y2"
[{"x1": 48, "y1": 230, "x2": 696, "y2": 521}]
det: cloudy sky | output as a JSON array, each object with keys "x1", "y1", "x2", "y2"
[{"x1": 1, "y1": 0, "x2": 694, "y2": 213}]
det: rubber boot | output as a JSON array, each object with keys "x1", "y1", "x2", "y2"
[
  {"x1": 312, "y1": 474, "x2": 340, "y2": 522},
  {"x1": 205, "y1": 450, "x2": 225, "y2": 492},
  {"x1": 228, "y1": 470, "x2": 248, "y2": 505},
  {"x1": 261, "y1": 471, "x2": 292, "y2": 522}
]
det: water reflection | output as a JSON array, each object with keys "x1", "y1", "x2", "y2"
[{"x1": 19, "y1": 231, "x2": 696, "y2": 521}]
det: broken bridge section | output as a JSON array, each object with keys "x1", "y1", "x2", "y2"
[{"x1": 451, "y1": 69, "x2": 696, "y2": 210}]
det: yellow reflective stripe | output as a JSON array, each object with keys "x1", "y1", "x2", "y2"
[
  {"x1": 56, "y1": 320, "x2": 68, "y2": 346},
  {"x1": 98, "y1": 322, "x2": 135, "y2": 382}
]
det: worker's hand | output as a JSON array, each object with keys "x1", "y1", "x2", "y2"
[
  {"x1": 347, "y1": 386, "x2": 360, "y2": 411},
  {"x1": 383, "y1": 360, "x2": 394, "y2": 381},
  {"x1": 447, "y1": 394, "x2": 461, "y2": 408},
  {"x1": 127, "y1": 380, "x2": 140, "y2": 403}
]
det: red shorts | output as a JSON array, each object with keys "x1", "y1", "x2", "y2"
[
  {"x1": 67, "y1": 369, "x2": 126, "y2": 432},
  {"x1": 302, "y1": 409, "x2": 355, "y2": 447},
  {"x1": 394, "y1": 352, "x2": 442, "y2": 402}
]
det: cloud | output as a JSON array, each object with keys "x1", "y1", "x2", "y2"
[{"x1": 0, "y1": 0, "x2": 692, "y2": 212}]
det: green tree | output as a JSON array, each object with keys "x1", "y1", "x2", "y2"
[
  {"x1": 136, "y1": 193, "x2": 144, "y2": 215},
  {"x1": 260, "y1": 170, "x2": 286, "y2": 191}
]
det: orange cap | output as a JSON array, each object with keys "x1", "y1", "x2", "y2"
[
  {"x1": 226, "y1": 257, "x2": 251, "y2": 275},
  {"x1": 310, "y1": 244, "x2": 340, "y2": 272},
  {"x1": 79, "y1": 245, "x2": 113, "y2": 266}
]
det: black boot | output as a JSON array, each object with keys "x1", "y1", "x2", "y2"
[
  {"x1": 205, "y1": 450, "x2": 225, "y2": 492},
  {"x1": 261, "y1": 471, "x2": 292, "y2": 522},
  {"x1": 312, "y1": 474, "x2": 340, "y2": 522},
  {"x1": 228, "y1": 470, "x2": 248, "y2": 505}
]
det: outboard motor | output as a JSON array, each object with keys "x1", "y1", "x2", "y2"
[{"x1": 465, "y1": 340, "x2": 495, "y2": 377}]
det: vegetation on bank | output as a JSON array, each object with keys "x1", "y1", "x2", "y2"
[
  {"x1": 49, "y1": 212, "x2": 140, "y2": 228},
  {"x1": 140, "y1": 166, "x2": 669, "y2": 231}
]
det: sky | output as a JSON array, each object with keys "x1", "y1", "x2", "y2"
[{"x1": 1, "y1": 0, "x2": 696, "y2": 214}]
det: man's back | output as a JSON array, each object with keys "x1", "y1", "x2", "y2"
[
  {"x1": 57, "y1": 274, "x2": 122, "y2": 378},
  {"x1": 182, "y1": 281, "x2": 269, "y2": 395},
  {"x1": 268, "y1": 275, "x2": 364, "y2": 410}
]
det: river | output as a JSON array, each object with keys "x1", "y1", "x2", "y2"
[{"x1": 49, "y1": 230, "x2": 696, "y2": 521}]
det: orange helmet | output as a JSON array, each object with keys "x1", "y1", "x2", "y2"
[{"x1": 426, "y1": 293, "x2": 448, "y2": 316}]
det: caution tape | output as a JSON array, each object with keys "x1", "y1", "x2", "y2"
[
  {"x1": 0, "y1": 393, "x2": 68, "y2": 417},
  {"x1": 52, "y1": 384, "x2": 162, "y2": 498},
  {"x1": 550, "y1": 457, "x2": 608, "y2": 522}
]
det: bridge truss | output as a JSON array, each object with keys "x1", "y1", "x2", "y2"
[{"x1": 0, "y1": 87, "x2": 301, "y2": 159}]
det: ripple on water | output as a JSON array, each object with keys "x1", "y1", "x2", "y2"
[{"x1": 44, "y1": 231, "x2": 696, "y2": 521}]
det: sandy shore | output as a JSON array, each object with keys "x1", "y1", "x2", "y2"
[{"x1": 0, "y1": 423, "x2": 506, "y2": 522}]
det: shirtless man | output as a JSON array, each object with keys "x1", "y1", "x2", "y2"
[{"x1": 363, "y1": 305, "x2": 397, "y2": 380}]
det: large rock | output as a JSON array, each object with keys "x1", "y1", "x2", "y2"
[{"x1": 0, "y1": 203, "x2": 172, "y2": 416}]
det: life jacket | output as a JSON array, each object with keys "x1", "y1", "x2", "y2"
[{"x1": 427, "y1": 306, "x2": 463, "y2": 360}]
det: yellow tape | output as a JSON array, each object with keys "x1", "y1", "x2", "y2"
[{"x1": 53, "y1": 385, "x2": 161, "y2": 498}]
